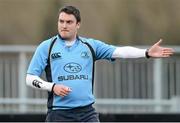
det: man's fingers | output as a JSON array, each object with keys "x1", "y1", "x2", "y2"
[
  {"x1": 162, "y1": 48, "x2": 174, "y2": 55},
  {"x1": 53, "y1": 84, "x2": 72, "y2": 97},
  {"x1": 62, "y1": 87, "x2": 72, "y2": 93},
  {"x1": 66, "y1": 87, "x2": 72, "y2": 92},
  {"x1": 162, "y1": 50, "x2": 174, "y2": 57},
  {"x1": 155, "y1": 39, "x2": 163, "y2": 46},
  {"x1": 58, "y1": 89, "x2": 70, "y2": 97},
  {"x1": 59, "y1": 92, "x2": 67, "y2": 97},
  {"x1": 163, "y1": 51, "x2": 174, "y2": 54},
  {"x1": 61, "y1": 91, "x2": 69, "y2": 96},
  {"x1": 60, "y1": 87, "x2": 71, "y2": 95},
  {"x1": 163, "y1": 48, "x2": 174, "y2": 51},
  {"x1": 162, "y1": 54, "x2": 171, "y2": 57}
]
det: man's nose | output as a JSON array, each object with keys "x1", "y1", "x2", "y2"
[{"x1": 62, "y1": 22, "x2": 67, "y2": 28}]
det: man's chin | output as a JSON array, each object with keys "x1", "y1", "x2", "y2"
[
  {"x1": 59, "y1": 33, "x2": 75, "y2": 41},
  {"x1": 60, "y1": 35, "x2": 70, "y2": 40}
]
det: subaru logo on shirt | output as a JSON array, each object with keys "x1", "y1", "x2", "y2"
[
  {"x1": 51, "y1": 52, "x2": 61, "y2": 59},
  {"x1": 64, "y1": 63, "x2": 82, "y2": 73}
]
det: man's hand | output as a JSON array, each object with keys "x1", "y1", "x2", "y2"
[
  {"x1": 53, "y1": 84, "x2": 72, "y2": 97},
  {"x1": 148, "y1": 39, "x2": 174, "y2": 58}
]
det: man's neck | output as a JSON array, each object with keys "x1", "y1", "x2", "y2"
[
  {"x1": 65, "y1": 39, "x2": 76, "y2": 47},
  {"x1": 58, "y1": 34, "x2": 78, "y2": 42}
]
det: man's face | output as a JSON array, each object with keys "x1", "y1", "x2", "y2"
[{"x1": 58, "y1": 12, "x2": 80, "y2": 41}]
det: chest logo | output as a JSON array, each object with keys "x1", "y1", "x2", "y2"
[
  {"x1": 51, "y1": 52, "x2": 61, "y2": 59},
  {"x1": 64, "y1": 62, "x2": 82, "y2": 73},
  {"x1": 81, "y1": 51, "x2": 90, "y2": 58}
]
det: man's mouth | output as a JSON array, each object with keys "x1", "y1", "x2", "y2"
[{"x1": 61, "y1": 30, "x2": 69, "y2": 32}]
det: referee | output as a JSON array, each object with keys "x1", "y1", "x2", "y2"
[{"x1": 26, "y1": 5, "x2": 174, "y2": 122}]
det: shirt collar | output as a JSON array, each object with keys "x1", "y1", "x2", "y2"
[{"x1": 57, "y1": 34, "x2": 80, "y2": 46}]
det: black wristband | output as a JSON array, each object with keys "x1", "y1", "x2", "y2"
[
  {"x1": 51, "y1": 83, "x2": 56, "y2": 92},
  {"x1": 145, "y1": 49, "x2": 151, "y2": 58}
]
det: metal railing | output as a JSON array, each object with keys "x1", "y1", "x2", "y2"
[{"x1": 0, "y1": 45, "x2": 180, "y2": 114}]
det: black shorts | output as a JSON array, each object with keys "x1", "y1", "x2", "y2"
[{"x1": 45, "y1": 104, "x2": 99, "y2": 122}]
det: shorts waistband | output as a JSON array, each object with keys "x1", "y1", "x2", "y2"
[{"x1": 48, "y1": 103, "x2": 94, "y2": 112}]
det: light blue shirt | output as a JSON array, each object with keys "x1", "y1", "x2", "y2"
[{"x1": 27, "y1": 35, "x2": 116, "y2": 109}]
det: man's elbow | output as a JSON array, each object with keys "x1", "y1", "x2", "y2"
[{"x1": 26, "y1": 74, "x2": 33, "y2": 86}]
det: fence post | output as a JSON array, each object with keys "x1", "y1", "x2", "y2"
[
  {"x1": 18, "y1": 52, "x2": 27, "y2": 113},
  {"x1": 171, "y1": 96, "x2": 180, "y2": 112},
  {"x1": 153, "y1": 58, "x2": 163, "y2": 112}
]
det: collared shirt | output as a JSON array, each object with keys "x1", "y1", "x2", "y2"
[{"x1": 27, "y1": 34, "x2": 116, "y2": 109}]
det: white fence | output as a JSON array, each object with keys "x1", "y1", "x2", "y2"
[{"x1": 0, "y1": 45, "x2": 180, "y2": 114}]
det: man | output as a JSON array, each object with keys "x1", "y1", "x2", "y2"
[{"x1": 26, "y1": 6, "x2": 174, "y2": 122}]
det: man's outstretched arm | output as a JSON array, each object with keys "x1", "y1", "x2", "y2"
[{"x1": 112, "y1": 39, "x2": 174, "y2": 59}]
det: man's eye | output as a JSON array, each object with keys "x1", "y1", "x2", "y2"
[
  {"x1": 67, "y1": 21, "x2": 73, "y2": 24},
  {"x1": 59, "y1": 20, "x2": 64, "y2": 23}
]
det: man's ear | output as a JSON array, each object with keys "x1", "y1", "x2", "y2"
[{"x1": 77, "y1": 22, "x2": 80, "y2": 29}]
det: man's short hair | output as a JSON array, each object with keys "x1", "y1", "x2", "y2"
[{"x1": 59, "y1": 6, "x2": 81, "y2": 23}]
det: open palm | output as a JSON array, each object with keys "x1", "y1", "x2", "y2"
[{"x1": 148, "y1": 39, "x2": 174, "y2": 58}]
